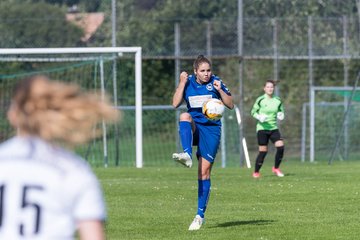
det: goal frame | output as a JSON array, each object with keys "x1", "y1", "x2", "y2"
[
  {"x1": 309, "y1": 86, "x2": 360, "y2": 162},
  {"x1": 0, "y1": 47, "x2": 143, "y2": 168}
]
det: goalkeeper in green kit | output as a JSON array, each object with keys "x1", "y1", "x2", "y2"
[{"x1": 251, "y1": 80, "x2": 285, "y2": 178}]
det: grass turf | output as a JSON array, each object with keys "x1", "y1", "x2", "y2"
[{"x1": 94, "y1": 160, "x2": 360, "y2": 240}]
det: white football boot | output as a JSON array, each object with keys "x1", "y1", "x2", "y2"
[
  {"x1": 188, "y1": 215, "x2": 204, "y2": 231},
  {"x1": 172, "y1": 152, "x2": 192, "y2": 168}
]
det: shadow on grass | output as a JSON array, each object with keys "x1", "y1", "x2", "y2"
[
  {"x1": 211, "y1": 219, "x2": 275, "y2": 228},
  {"x1": 263, "y1": 173, "x2": 296, "y2": 178}
]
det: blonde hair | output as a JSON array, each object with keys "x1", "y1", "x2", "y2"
[{"x1": 8, "y1": 75, "x2": 119, "y2": 146}]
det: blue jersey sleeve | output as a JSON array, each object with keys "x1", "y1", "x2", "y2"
[
  {"x1": 221, "y1": 81, "x2": 231, "y2": 96},
  {"x1": 213, "y1": 75, "x2": 231, "y2": 97}
]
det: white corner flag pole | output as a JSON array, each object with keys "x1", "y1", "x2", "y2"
[
  {"x1": 242, "y1": 138, "x2": 251, "y2": 168},
  {"x1": 235, "y1": 106, "x2": 251, "y2": 168}
]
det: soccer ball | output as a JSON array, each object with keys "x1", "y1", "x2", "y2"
[{"x1": 202, "y1": 98, "x2": 225, "y2": 121}]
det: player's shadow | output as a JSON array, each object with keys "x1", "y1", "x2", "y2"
[
  {"x1": 283, "y1": 173, "x2": 295, "y2": 177},
  {"x1": 211, "y1": 219, "x2": 275, "y2": 228}
]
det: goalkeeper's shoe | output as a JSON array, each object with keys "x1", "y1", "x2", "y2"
[
  {"x1": 252, "y1": 172, "x2": 261, "y2": 178},
  {"x1": 272, "y1": 167, "x2": 284, "y2": 177},
  {"x1": 188, "y1": 215, "x2": 204, "y2": 231},
  {"x1": 172, "y1": 152, "x2": 192, "y2": 168}
]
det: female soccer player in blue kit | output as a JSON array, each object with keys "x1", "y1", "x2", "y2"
[{"x1": 172, "y1": 55, "x2": 234, "y2": 231}]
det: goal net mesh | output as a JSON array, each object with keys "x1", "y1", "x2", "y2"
[
  {"x1": 312, "y1": 89, "x2": 360, "y2": 161},
  {"x1": 0, "y1": 52, "x2": 135, "y2": 167}
]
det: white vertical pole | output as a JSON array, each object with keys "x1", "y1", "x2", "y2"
[
  {"x1": 308, "y1": 16, "x2": 314, "y2": 162},
  {"x1": 206, "y1": 20, "x2": 212, "y2": 57},
  {"x1": 310, "y1": 87, "x2": 315, "y2": 162},
  {"x1": 174, "y1": 22, "x2": 181, "y2": 152},
  {"x1": 237, "y1": 0, "x2": 245, "y2": 167},
  {"x1": 135, "y1": 49, "x2": 143, "y2": 168},
  {"x1": 272, "y1": 18, "x2": 279, "y2": 96},
  {"x1": 343, "y1": 16, "x2": 349, "y2": 160},
  {"x1": 111, "y1": 0, "x2": 120, "y2": 166},
  {"x1": 100, "y1": 57, "x2": 108, "y2": 167},
  {"x1": 111, "y1": 0, "x2": 116, "y2": 47},
  {"x1": 357, "y1": 0, "x2": 360, "y2": 42},
  {"x1": 301, "y1": 103, "x2": 307, "y2": 162}
]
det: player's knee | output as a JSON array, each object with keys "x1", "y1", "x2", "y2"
[
  {"x1": 275, "y1": 140, "x2": 284, "y2": 147},
  {"x1": 199, "y1": 173, "x2": 210, "y2": 180},
  {"x1": 259, "y1": 146, "x2": 268, "y2": 152},
  {"x1": 179, "y1": 112, "x2": 192, "y2": 122}
]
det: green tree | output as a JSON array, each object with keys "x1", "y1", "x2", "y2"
[
  {"x1": 0, "y1": 1, "x2": 84, "y2": 48},
  {"x1": 244, "y1": 0, "x2": 358, "y2": 18},
  {"x1": 83, "y1": 0, "x2": 101, "y2": 12}
]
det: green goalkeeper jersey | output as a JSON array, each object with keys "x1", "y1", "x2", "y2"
[{"x1": 251, "y1": 94, "x2": 284, "y2": 131}]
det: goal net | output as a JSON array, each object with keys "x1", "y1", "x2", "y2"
[
  {"x1": 0, "y1": 47, "x2": 142, "y2": 167},
  {"x1": 308, "y1": 86, "x2": 360, "y2": 162}
]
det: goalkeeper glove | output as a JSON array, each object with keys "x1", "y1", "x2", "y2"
[
  {"x1": 277, "y1": 112, "x2": 284, "y2": 120},
  {"x1": 255, "y1": 113, "x2": 267, "y2": 123}
]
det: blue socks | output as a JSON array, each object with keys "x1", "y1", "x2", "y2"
[
  {"x1": 197, "y1": 179, "x2": 211, "y2": 218},
  {"x1": 179, "y1": 121, "x2": 192, "y2": 158},
  {"x1": 179, "y1": 121, "x2": 211, "y2": 218}
]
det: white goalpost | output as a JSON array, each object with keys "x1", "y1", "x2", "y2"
[
  {"x1": 309, "y1": 85, "x2": 360, "y2": 162},
  {"x1": 0, "y1": 47, "x2": 143, "y2": 168}
]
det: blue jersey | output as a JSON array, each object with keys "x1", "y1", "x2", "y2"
[{"x1": 183, "y1": 74, "x2": 231, "y2": 125}]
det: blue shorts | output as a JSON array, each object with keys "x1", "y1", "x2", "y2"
[{"x1": 193, "y1": 123, "x2": 221, "y2": 163}]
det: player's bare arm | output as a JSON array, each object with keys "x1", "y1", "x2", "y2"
[
  {"x1": 172, "y1": 71, "x2": 188, "y2": 108},
  {"x1": 78, "y1": 220, "x2": 105, "y2": 240},
  {"x1": 213, "y1": 80, "x2": 234, "y2": 109}
]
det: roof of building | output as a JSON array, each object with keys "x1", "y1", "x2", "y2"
[{"x1": 66, "y1": 12, "x2": 104, "y2": 42}]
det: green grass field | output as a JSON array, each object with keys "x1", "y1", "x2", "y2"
[{"x1": 94, "y1": 160, "x2": 360, "y2": 240}]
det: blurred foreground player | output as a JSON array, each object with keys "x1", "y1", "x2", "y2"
[{"x1": 0, "y1": 75, "x2": 118, "y2": 239}]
